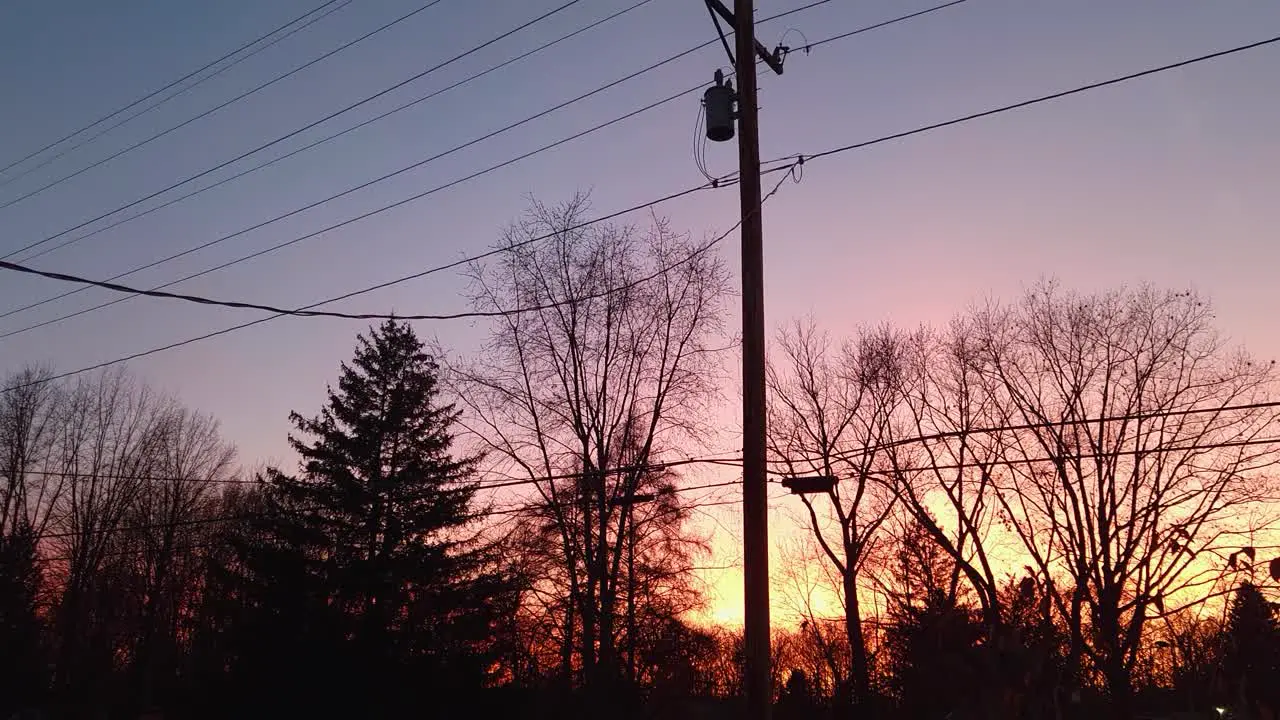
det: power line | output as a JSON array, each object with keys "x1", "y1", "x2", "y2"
[
  {"x1": 10, "y1": 453, "x2": 747, "y2": 487},
  {"x1": 797, "y1": 399, "x2": 1280, "y2": 468},
  {"x1": 0, "y1": 181, "x2": 714, "y2": 393},
  {"x1": 23, "y1": 409, "x2": 1280, "y2": 541},
  {"x1": 0, "y1": 161, "x2": 799, "y2": 392},
  {"x1": 36, "y1": 494, "x2": 752, "y2": 563},
  {"x1": 15, "y1": 22, "x2": 1278, "y2": 332},
  {"x1": 34, "y1": 430, "x2": 1280, "y2": 547},
  {"x1": 0, "y1": 80, "x2": 725, "y2": 337},
  {"x1": 0, "y1": 0, "x2": 356, "y2": 192},
  {"x1": 0, "y1": 0, "x2": 841, "y2": 324},
  {"x1": 0, "y1": 0, "x2": 599, "y2": 262},
  {"x1": 10, "y1": 0, "x2": 661, "y2": 268},
  {"x1": 0, "y1": 0, "x2": 456, "y2": 213},
  {"x1": 19, "y1": 397, "x2": 1280, "y2": 486},
  {"x1": 0, "y1": 0, "x2": 348, "y2": 179},
  {"x1": 800, "y1": 33, "x2": 1280, "y2": 166},
  {"x1": 37, "y1": 493, "x2": 754, "y2": 564},
  {"x1": 869, "y1": 435, "x2": 1280, "y2": 478},
  {"x1": 17, "y1": 397, "x2": 1280, "y2": 488},
  {"x1": 792, "y1": 0, "x2": 966, "y2": 54},
  {"x1": 0, "y1": 164, "x2": 790, "y2": 320},
  {"x1": 9, "y1": 25, "x2": 1272, "y2": 392},
  {"x1": 0, "y1": 1, "x2": 930, "y2": 338},
  {"x1": 0, "y1": 102, "x2": 730, "y2": 339},
  {"x1": 33, "y1": 473, "x2": 750, "y2": 542}
]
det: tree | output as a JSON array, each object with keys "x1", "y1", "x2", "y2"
[
  {"x1": 0, "y1": 524, "x2": 46, "y2": 716},
  {"x1": 882, "y1": 516, "x2": 985, "y2": 720},
  {"x1": 766, "y1": 321, "x2": 903, "y2": 710},
  {"x1": 0, "y1": 367, "x2": 59, "y2": 716},
  {"x1": 453, "y1": 197, "x2": 730, "y2": 694},
  {"x1": 777, "y1": 668, "x2": 818, "y2": 720},
  {"x1": 123, "y1": 406, "x2": 235, "y2": 708},
  {"x1": 887, "y1": 318, "x2": 1010, "y2": 635},
  {"x1": 0, "y1": 366, "x2": 238, "y2": 714},
  {"x1": 775, "y1": 537, "x2": 855, "y2": 708},
  {"x1": 880, "y1": 320, "x2": 1040, "y2": 717},
  {"x1": 1, "y1": 365, "x2": 62, "y2": 537},
  {"x1": 222, "y1": 319, "x2": 518, "y2": 713},
  {"x1": 1160, "y1": 614, "x2": 1225, "y2": 713},
  {"x1": 49, "y1": 368, "x2": 169, "y2": 704},
  {"x1": 967, "y1": 283, "x2": 1280, "y2": 716},
  {"x1": 1222, "y1": 582, "x2": 1280, "y2": 717}
]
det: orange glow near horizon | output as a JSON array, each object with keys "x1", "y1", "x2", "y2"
[{"x1": 685, "y1": 475, "x2": 1279, "y2": 633}]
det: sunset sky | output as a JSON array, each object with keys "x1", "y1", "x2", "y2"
[{"x1": 2, "y1": 0, "x2": 1278, "y2": 626}]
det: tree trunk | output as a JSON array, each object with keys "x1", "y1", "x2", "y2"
[
  {"x1": 562, "y1": 574, "x2": 577, "y2": 686},
  {"x1": 578, "y1": 470, "x2": 599, "y2": 687},
  {"x1": 1103, "y1": 657, "x2": 1134, "y2": 720},
  {"x1": 597, "y1": 486, "x2": 616, "y2": 686},
  {"x1": 626, "y1": 508, "x2": 636, "y2": 683},
  {"x1": 1097, "y1": 598, "x2": 1133, "y2": 720},
  {"x1": 843, "y1": 568, "x2": 870, "y2": 710}
]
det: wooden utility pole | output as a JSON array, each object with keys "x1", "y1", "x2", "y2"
[
  {"x1": 700, "y1": 3, "x2": 782, "y2": 717},
  {"x1": 730, "y1": 1, "x2": 772, "y2": 719}
]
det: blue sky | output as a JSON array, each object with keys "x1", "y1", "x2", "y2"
[{"x1": 1, "y1": 0, "x2": 1278, "y2": 484}]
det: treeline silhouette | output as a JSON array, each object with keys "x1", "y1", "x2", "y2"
[{"x1": 2, "y1": 202, "x2": 1280, "y2": 719}]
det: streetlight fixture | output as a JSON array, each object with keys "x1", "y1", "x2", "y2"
[
  {"x1": 780, "y1": 475, "x2": 837, "y2": 495},
  {"x1": 612, "y1": 493, "x2": 657, "y2": 507}
]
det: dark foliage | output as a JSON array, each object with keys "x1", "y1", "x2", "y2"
[
  {"x1": 883, "y1": 519, "x2": 986, "y2": 720},
  {"x1": 885, "y1": 591, "x2": 985, "y2": 720},
  {"x1": 1223, "y1": 582, "x2": 1280, "y2": 718},
  {"x1": 0, "y1": 524, "x2": 46, "y2": 716},
  {"x1": 207, "y1": 320, "x2": 521, "y2": 716}
]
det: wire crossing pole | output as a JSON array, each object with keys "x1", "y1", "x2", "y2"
[{"x1": 733, "y1": 1, "x2": 771, "y2": 719}]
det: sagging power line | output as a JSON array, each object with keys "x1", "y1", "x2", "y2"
[
  {"x1": 0, "y1": 159, "x2": 800, "y2": 393},
  {"x1": 0, "y1": 0, "x2": 852, "y2": 329}
]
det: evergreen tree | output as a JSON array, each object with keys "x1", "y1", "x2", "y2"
[
  {"x1": 1223, "y1": 582, "x2": 1280, "y2": 717},
  {"x1": 885, "y1": 519, "x2": 984, "y2": 720},
  {"x1": 220, "y1": 320, "x2": 518, "y2": 716}
]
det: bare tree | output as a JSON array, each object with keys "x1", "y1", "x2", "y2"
[
  {"x1": 880, "y1": 320, "x2": 1055, "y2": 720},
  {"x1": 776, "y1": 535, "x2": 855, "y2": 703},
  {"x1": 49, "y1": 368, "x2": 169, "y2": 693},
  {"x1": 766, "y1": 320, "x2": 904, "y2": 707},
  {"x1": 887, "y1": 318, "x2": 1011, "y2": 631},
  {"x1": 1, "y1": 366, "x2": 63, "y2": 537},
  {"x1": 967, "y1": 282, "x2": 1280, "y2": 716},
  {"x1": 504, "y1": 464, "x2": 709, "y2": 688},
  {"x1": 125, "y1": 405, "x2": 235, "y2": 703},
  {"x1": 451, "y1": 195, "x2": 730, "y2": 691}
]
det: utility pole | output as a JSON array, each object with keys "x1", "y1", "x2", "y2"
[
  {"x1": 701, "y1": 3, "x2": 782, "y2": 717},
  {"x1": 736, "y1": 0, "x2": 772, "y2": 711}
]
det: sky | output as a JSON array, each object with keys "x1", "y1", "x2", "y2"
[{"x1": 1, "y1": 0, "x2": 1278, "y2": 625}]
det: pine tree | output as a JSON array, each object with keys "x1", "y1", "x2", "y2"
[
  {"x1": 222, "y1": 320, "x2": 518, "y2": 714},
  {"x1": 885, "y1": 518, "x2": 984, "y2": 720}
]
